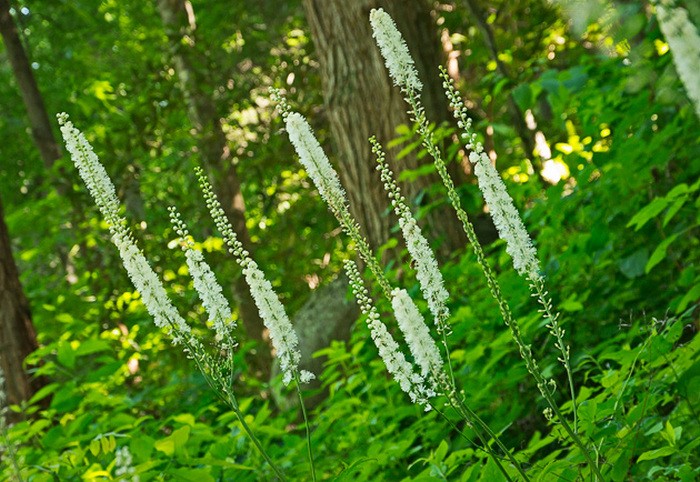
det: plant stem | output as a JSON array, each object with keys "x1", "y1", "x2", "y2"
[
  {"x1": 451, "y1": 396, "x2": 530, "y2": 481},
  {"x1": 0, "y1": 425, "x2": 24, "y2": 482},
  {"x1": 226, "y1": 391, "x2": 288, "y2": 481},
  {"x1": 530, "y1": 275, "x2": 577, "y2": 433},
  {"x1": 294, "y1": 372, "x2": 317, "y2": 481},
  {"x1": 404, "y1": 88, "x2": 603, "y2": 480},
  {"x1": 440, "y1": 393, "x2": 515, "y2": 482}
]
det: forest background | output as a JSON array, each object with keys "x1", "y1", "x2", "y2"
[{"x1": 1, "y1": 0, "x2": 699, "y2": 480}]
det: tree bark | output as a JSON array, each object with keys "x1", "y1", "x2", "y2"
[
  {"x1": 302, "y1": 0, "x2": 467, "y2": 258},
  {"x1": 156, "y1": 0, "x2": 271, "y2": 377},
  {"x1": 0, "y1": 195, "x2": 40, "y2": 419},
  {"x1": 0, "y1": 0, "x2": 60, "y2": 168}
]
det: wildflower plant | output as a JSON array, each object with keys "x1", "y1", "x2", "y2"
[
  {"x1": 58, "y1": 113, "x2": 316, "y2": 481},
  {"x1": 368, "y1": 6, "x2": 603, "y2": 480},
  {"x1": 272, "y1": 72, "x2": 528, "y2": 481}
]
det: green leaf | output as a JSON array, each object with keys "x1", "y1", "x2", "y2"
[
  {"x1": 619, "y1": 249, "x2": 648, "y2": 279},
  {"x1": 663, "y1": 197, "x2": 688, "y2": 227},
  {"x1": 512, "y1": 83, "x2": 533, "y2": 111},
  {"x1": 627, "y1": 198, "x2": 668, "y2": 230},
  {"x1": 155, "y1": 426, "x2": 191, "y2": 456},
  {"x1": 89, "y1": 439, "x2": 101, "y2": 456},
  {"x1": 100, "y1": 436, "x2": 111, "y2": 454},
  {"x1": 645, "y1": 233, "x2": 679, "y2": 273},
  {"x1": 74, "y1": 339, "x2": 111, "y2": 357},
  {"x1": 636, "y1": 446, "x2": 676, "y2": 462},
  {"x1": 57, "y1": 341, "x2": 76, "y2": 369},
  {"x1": 167, "y1": 468, "x2": 215, "y2": 482}
]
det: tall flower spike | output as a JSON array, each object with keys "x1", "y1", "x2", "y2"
[
  {"x1": 58, "y1": 113, "x2": 192, "y2": 342},
  {"x1": 196, "y1": 168, "x2": 314, "y2": 385},
  {"x1": 440, "y1": 73, "x2": 540, "y2": 280},
  {"x1": 656, "y1": 1, "x2": 700, "y2": 120},
  {"x1": 344, "y1": 260, "x2": 433, "y2": 409},
  {"x1": 284, "y1": 112, "x2": 347, "y2": 210},
  {"x1": 371, "y1": 138, "x2": 450, "y2": 333},
  {"x1": 391, "y1": 288, "x2": 444, "y2": 393},
  {"x1": 369, "y1": 8, "x2": 422, "y2": 92},
  {"x1": 169, "y1": 207, "x2": 236, "y2": 349},
  {"x1": 57, "y1": 112, "x2": 121, "y2": 224}
]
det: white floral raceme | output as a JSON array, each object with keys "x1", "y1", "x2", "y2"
[
  {"x1": 657, "y1": 1, "x2": 700, "y2": 120},
  {"x1": 58, "y1": 113, "x2": 192, "y2": 342},
  {"x1": 57, "y1": 113, "x2": 120, "y2": 223},
  {"x1": 185, "y1": 248, "x2": 234, "y2": 344},
  {"x1": 196, "y1": 169, "x2": 314, "y2": 386},
  {"x1": 114, "y1": 446, "x2": 139, "y2": 482},
  {"x1": 345, "y1": 261, "x2": 433, "y2": 408},
  {"x1": 169, "y1": 207, "x2": 236, "y2": 348},
  {"x1": 369, "y1": 8, "x2": 423, "y2": 92},
  {"x1": 243, "y1": 260, "x2": 313, "y2": 385},
  {"x1": 469, "y1": 150, "x2": 540, "y2": 279},
  {"x1": 372, "y1": 138, "x2": 450, "y2": 333},
  {"x1": 112, "y1": 231, "x2": 191, "y2": 338},
  {"x1": 398, "y1": 216, "x2": 450, "y2": 323},
  {"x1": 284, "y1": 112, "x2": 347, "y2": 209},
  {"x1": 391, "y1": 288, "x2": 444, "y2": 391},
  {"x1": 440, "y1": 81, "x2": 541, "y2": 280}
]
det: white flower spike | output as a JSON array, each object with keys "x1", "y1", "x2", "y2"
[{"x1": 369, "y1": 8, "x2": 423, "y2": 92}]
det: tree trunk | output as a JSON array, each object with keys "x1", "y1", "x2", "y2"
[
  {"x1": 0, "y1": 196, "x2": 40, "y2": 419},
  {"x1": 0, "y1": 0, "x2": 60, "y2": 169},
  {"x1": 156, "y1": 0, "x2": 271, "y2": 377},
  {"x1": 302, "y1": 0, "x2": 468, "y2": 258}
]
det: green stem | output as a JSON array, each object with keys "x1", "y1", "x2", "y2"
[
  {"x1": 433, "y1": 403, "x2": 516, "y2": 482},
  {"x1": 530, "y1": 275, "x2": 577, "y2": 433},
  {"x1": 404, "y1": 88, "x2": 603, "y2": 480},
  {"x1": 0, "y1": 424, "x2": 24, "y2": 482},
  {"x1": 451, "y1": 395, "x2": 530, "y2": 482},
  {"x1": 226, "y1": 391, "x2": 288, "y2": 481},
  {"x1": 294, "y1": 372, "x2": 317, "y2": 481},
  {"x1": 439, "y1": 389, "x2": 515, "y2": 482}
]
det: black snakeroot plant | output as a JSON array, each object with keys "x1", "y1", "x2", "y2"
[
  {"x1": 272, "y1": 7, "x2": 604, "y2": 481},
  {"x1": 57, "y1": 6, "x2": 613, "y2": 481}
]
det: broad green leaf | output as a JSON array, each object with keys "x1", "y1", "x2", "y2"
[
  {"x1": 89, "y1": 439, "x2": 101, "y2": 456},
  {"x1": 645, "y1": 233, "x2": 679, "y2": 273},
  {"x1": 167, "y1": 468, "x2": 215, "y2": 482},
  {"x1": 636, "y1": 446, "x2": 676, "y2": 462},
  {"x1": 627, "y1": 198, "x2": 668, "y2": 230},
  {"x1": 619, "y1": 249, "x2": 648, "y2": 279},
  {"x1": 155, "y1": 426, "x2": 190, "y2": 456}
]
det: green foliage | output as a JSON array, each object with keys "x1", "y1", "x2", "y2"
[{"x1": 1, "y1": 0, "x2": 699, "y2": 481}]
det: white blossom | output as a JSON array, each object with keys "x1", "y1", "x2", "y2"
[
  {"x1": 369, "y1": 8, "x2": 423, "y2": 92},
  {"x1": 114, "y1": 446, "x2": 139, "y2": 482},
  {"x1": 284, "y1": 112, "x2": 347, "y2": 209},
  {"x1": 469, "y1": 150, "x2": 540, "y2": 279},
  {"x1": 112, "y1": 231, "x2": 191, "y2": 339},
  {"x1": 185, "y1": 248, "x2": 235, "y2": 345},
  {"x1": 391, "y1": 288, "x2": 443, "y2": 392},
  {"x1": 169, "y1": 206, "x2": 236, "y2": 348},
  {"x1": 398, "y1": 208, "x2": 450, "y2": 326},
  {"x1": 657, "y1": 1, "x2": 700, "y2": 119},
  {"x1": 57, "y1": 113, "x2": 120, "y2": 223},
  {"x1": 372, "y1": 138, "x2": 450, "y2": 332},
  {"x1": 58, "y1": 113, "x2": 191, "y2": 342},
  {"x1": 243, "y1": 260, "x2": 309, "y2": 386},
  {"x1": 344, "y1": 261, "x2": 433, "y2": 408}
]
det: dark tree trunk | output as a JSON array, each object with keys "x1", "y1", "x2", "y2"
[
  {"x1": 0, "y1": 196, "x2": 40, "y2": 419},
  {"x1": 156, "y1": 0, "x2": 271, "y2": 377},
  {"x1": 0, "y1": 0, "x2": 60, "y2": 168},
  {"x1": 302, "y1": 0, "x2": 468, "y2": 258}
]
